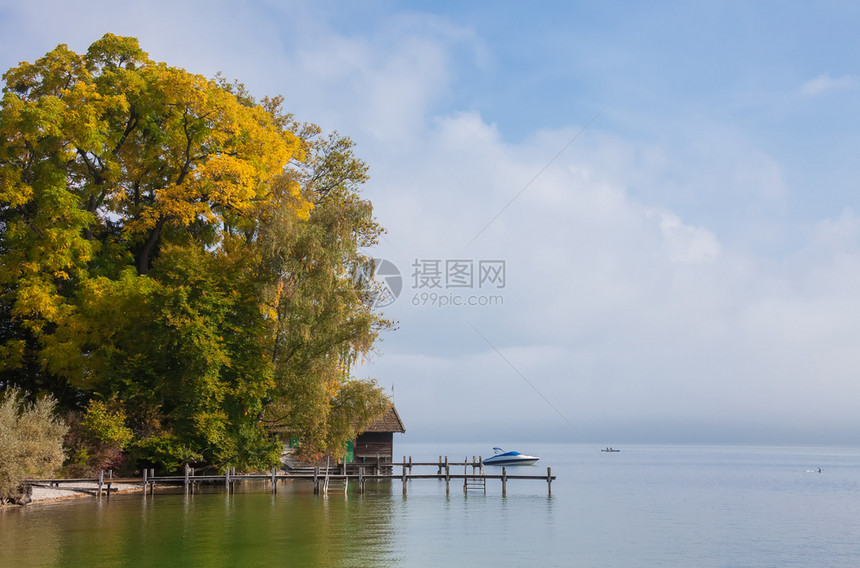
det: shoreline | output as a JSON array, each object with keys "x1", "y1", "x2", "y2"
[{"x1": 3, "y1": 482, "x2": 144, "y2": 507}]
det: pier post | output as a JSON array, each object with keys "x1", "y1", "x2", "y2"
[
  {"x1": 184, "y1": 464, "x2": 190, "y2": 493},
  {"x1": 225, "y1": 467, "x2": 230, "y2": 493},
  {"x1": 271, "y1": 467, "x2": 277, "y2": 494},
  {"x1": 409, "y1": 456, "x2": 413, "y2": 474},
  {"x1": 402, "y1": 461, "x2": 407, "y2": 495},
  {"x1": 445, "y1": 463, "x2": 450, "y2": 495},
  {"x1": 547, "y1": 467, "x2": 552, "y2": 496},
  {"x1": 359, "y1": 467, "x2": 364, "y2": 494},
  {"x1": 98, "y1": 470, "x2": 104, "y2": 498},
  {"x1": 501, "y1": 467, "x2": 507, "y2": 497},
  {"x1": 438, "y1": 456, "x2": 442, "y2": 474},
  {"x1": 313, "y1": 467, "x2": 320, "y2": 494},
  {"x1": 142, "y1": 468, "x2": 148, "y2": 496}
]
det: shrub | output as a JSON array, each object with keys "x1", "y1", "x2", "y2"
[
  {"x1": 0, "y1": 389, "x2": 67, "y2": 504},
  {"x1": 63, "y1": 400, "x2": 133, "y2": 477},
  {"x1": 129, "y1": 434, "x2": 203, "y2": 474}
]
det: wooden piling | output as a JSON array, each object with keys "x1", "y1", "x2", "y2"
[{"x1": 64, "y1": 454, "x2": 555, "y2": 500}]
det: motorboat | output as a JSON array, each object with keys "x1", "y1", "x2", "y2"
[
  {"x1": 601, "y1": 447, "x2": 620, "y2": 452},
  {"x1": 483, "y1": 447, "x2": 539, "y2": 466}
]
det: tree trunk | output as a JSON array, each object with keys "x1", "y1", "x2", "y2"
[{"x1": 136, "y1": 217, "x2": 167, "y2": 275}]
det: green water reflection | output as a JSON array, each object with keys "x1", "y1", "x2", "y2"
[{"x1": 0, "y1": 481, "x2": 398, "y2": 568}]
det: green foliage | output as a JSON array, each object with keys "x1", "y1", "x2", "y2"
[
  {"x1": 129, "y1": 434, "x2": 203, "y2": 474},
  {"x1": 80, "y1": 400, "x2": 133, "y2": 447},
  {"x1": 63, "y1": 399, "x2": 133, "y2": 476},
  {"x1": 325, "y1": 380, "x2": 391, "y2": 458},
  {"x1": 0, "y1": 388, "x2": 67, "y2": 503},
  {"x1": 0, "y1": 34, "x2": 392, "y2": 472},
  {"x1": 258, "y1": 124, "x2": 393, "y2": 458}
]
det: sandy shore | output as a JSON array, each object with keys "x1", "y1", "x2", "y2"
[{"x1": 22, "y1": 482, "x2": 143, "y2": 504}]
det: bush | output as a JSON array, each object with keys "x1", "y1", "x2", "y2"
[
  {"x1": 63, "y1": 400, "x2": 133, "y2": 477},
  {"x1": 0, "y1": 389, "x2": 68, "y2": 504},
  {"x1": 129, "y1": 434, "x2": 203, "y2": 474}
]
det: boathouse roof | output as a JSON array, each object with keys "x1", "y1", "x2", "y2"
[{"x1": 361, "y1": 404, "x2": 406, "y2": 434}]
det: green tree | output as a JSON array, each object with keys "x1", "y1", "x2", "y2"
[
  {"x1": 258, "y1": 125, "x2": 393, "y2": 459},
  {"x1": 0, "y1": 34, "x2": 392, "y2": 471}
]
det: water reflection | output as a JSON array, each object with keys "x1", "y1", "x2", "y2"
[
  {"x1": 1, "y1": 501, "x2": 63, "y2": 567},
  {"x1": 0, "y1": 480, "x2": 399, "y2": 568}
]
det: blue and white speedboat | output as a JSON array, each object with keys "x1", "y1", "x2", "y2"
[{"x1": 483, "y1": 447, "x2": 539, "y2": 466}]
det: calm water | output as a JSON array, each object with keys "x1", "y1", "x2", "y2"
[{"x1": 2, "y1": 443, "x2": 859, "y2": 567}]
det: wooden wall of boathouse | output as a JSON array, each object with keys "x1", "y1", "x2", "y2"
[{"x1": 352, "y1": 404, "x2": 405, "y2": 466}]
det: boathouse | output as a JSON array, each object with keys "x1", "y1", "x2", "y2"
[{"x1": 350, "y1": 404, "x2": 405, "y2": 467}]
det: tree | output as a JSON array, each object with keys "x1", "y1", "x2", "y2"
[
  {"x1": 0, "y1": 35, "x2": 391, "y2": 471},
  {"x1": 256, "y1": 124, "x2": 393, "y2": 459},
  {"x1": 0, "y1": 389, "x2": 67, "y2": 503}
]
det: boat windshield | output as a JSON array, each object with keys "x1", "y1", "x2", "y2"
[{"x1": 492, "y1": 448, "x2": 521, "y2": 456}]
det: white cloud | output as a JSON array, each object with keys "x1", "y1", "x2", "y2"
[
  {"x1": 650, "y1": 209, "x2": 721, "y2": 263},
  {"x1": 801, "y1": 73, "x2": 860, "y2": 96},
  {"x1": 363, "y1": 103, "x2": 860, "y2": 443}
]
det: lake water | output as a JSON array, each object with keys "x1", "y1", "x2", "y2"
[{"x1": 2, "y1": 443, "x2": 859, "y2": 567}]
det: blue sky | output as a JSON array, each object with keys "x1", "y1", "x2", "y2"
[{"x1": 2, "y1": 1, "x2": 860, "y2": 445}]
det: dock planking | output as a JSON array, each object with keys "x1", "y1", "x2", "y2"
[{"x1": 28, "y1": 456, "x2": 556, "y2": 497}]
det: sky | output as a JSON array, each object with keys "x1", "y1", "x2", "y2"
[{"x1": 2, "y1": 0, "x2": 860, "y2": 446}]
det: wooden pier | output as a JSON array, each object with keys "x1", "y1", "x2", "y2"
[{"x1": 29, "y1": 456, "x2": 556, "y2": 498}]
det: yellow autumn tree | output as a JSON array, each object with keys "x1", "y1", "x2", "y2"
[{"x1": 0, "y1": 35, "x2": 391, "y2": 471}]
